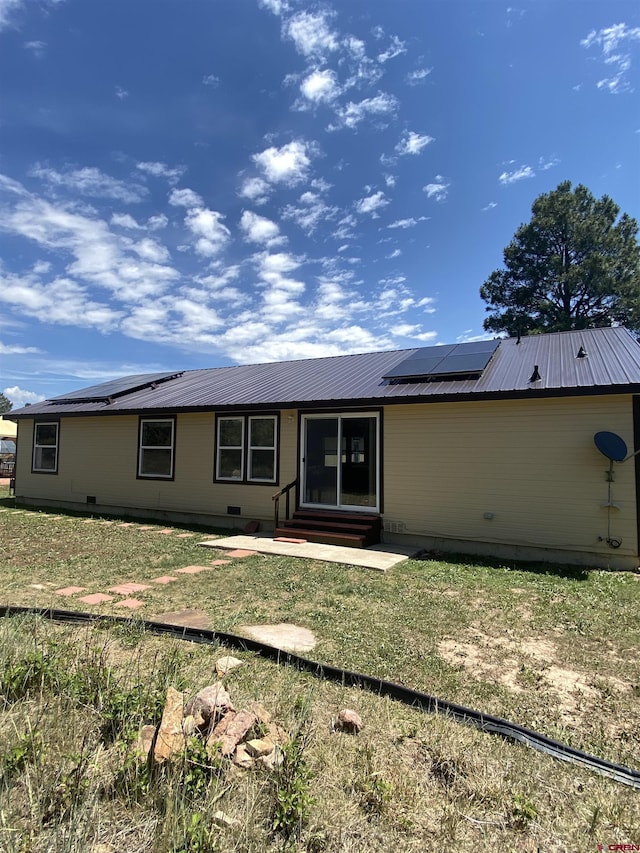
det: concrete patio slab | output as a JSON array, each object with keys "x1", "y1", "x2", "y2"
[{"x1": 200, "y1": 534, "x2": 418, "y2": 572}]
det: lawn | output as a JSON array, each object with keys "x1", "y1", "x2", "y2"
[{"x1": 1, "y1": 488, "x2": 639, "y2": 851}]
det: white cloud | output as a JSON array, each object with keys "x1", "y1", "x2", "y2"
[
  {"x1": 395, "y1": 130, "x2": 434, "y2": 156},
  {"x1": 3, "y1": 385, "x2": 46, "y2": 408},
  {"x1": 355, "y1": 191, "x2": 388, "y2": 216},
  {"x1": 332, "y1": 92, "x2": 398, "y2": 130},
  {"x1": 286, "y1": 10, "x2": 339, "y2": 59},
  {"x1": 538, "y1": 154, "x2": 560, "y2": 171},
  {"x1": 168, "y1": 187, "x2": 204, "y2": 207},
  {"x1": 498, "y1": 165, "x2": 534, "y2": 185},
  {"x1": 238, "y1": 176, "x2": 271, "y2": 205},
  {"x1": 136, "y1": 161, "x2": 186, "y2": 184},
  {"x1": 184, "y1": 208, "x2": 230, "y2": 257},
  {"x1": 0, "y1": 175, "x2": 180, "y2": 307},
  {"x1": 111, "y1": 213, "x2": 143, "y2": 230},
  {"x1": 0, "y1": 340, "x2": 42, "y2": 354},
  {"x1": 377, "y1": 35, "x2": 406, "y2": 63},
  {"x1": 581, "y1": 23, "x2": 640, "y2": 93},
  {"x1": 423, "y1": 175, "x2": 450, "y2": 201},
  {"x1": 0, "y1": 0, "x2": 22, "y2": 32},
  {"x1": 281, "y1": 191, "x2": 338, "y2": 235},
  {"x1": 389, "y1": 324, "x2": 437, "y2": 342},
  {"x1": 386, "y1": 248, "x2": 401, "y2": 259},
  {"x1": 300, "y1": 68, "x2": 340, "y2": 104},
  {"x1": 24, "y1": 39, "x2": 46, "y2": 57},
  {"x1": 258, "y1": 0, "x2": 289, "y2": 15},
  {"x1": 482, "y1": 201, "x2": 497, "y2": 212},
  {"x1": 406, "y1": 67, "x2": 432, "y2": 85},
  {"x1": 388, "y1": 216, "x2": 428, "y2": 229},
  {"x1": 252, "y1": 140, "x2": 314, "y2": 185},
  {"x1": 202, "y1": 73, "x2": 219, "y2": 86},
  {"x1": 239, "y1": 210, "x2": 285, "y2": 247},
  {"x1": 30, "y1": 165, "x2": 147, "y2": 203},
  {"x1": 131, "y1": 237, "x2": 170, "y2": 263},
  {"x1": 115, "y1": 86, "x2": 129, "y2": 100},
  {"x1": 147, "y1": 213, "x2": 169, "y2": 230}
]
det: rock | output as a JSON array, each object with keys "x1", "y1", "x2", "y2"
[
  {"x1": 336, "y1": 709, "x2": 363, "y2": 734},
  {"x1": 260, "y1": 745, "x2": 284, "y2": 771},
  {"x1": 185, "y1": 683, "x2": 234, "y2": 725},
  {"x1": 213, "y1": 811, "x2": 241, "y2": 829},
  {"x1": 136, "y1": 724, "x2": 157, "y2": 757},
  {"x1": 208, "y1": 709, "x2": 257, "y2": 757},
  {"x1": 215, "y1": 655, "x2": 243, "y2": 677},
  {"x1": 154, "y1": 687, "x2": 186, "y2": 763},
  {"x1": 247, "y1": 701, "x2": 272, "y2": 724},
  {"x1": 266, "y1": 722, "x2": 290, "y2": 745},
  {"x1": 232, "y1": 743, "x2": 255, "y2": 769},
  {"x1": 245, "y1": 737, "x2": 275, "y2": 758}
]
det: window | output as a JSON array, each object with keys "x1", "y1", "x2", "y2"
[
  {"x1": 217, "y1": 417, "x2": 244, "y2": 481},
  {"x1": 33, "y1": 422, "x2": 59, "y2": 472},
  {"x1": 138, "y1": 418, "x2": 175, "y2": 479},
  {"x1": 216, "y1": 414, "x2": 278, "y2": 483}
]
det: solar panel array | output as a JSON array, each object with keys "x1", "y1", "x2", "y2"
[
  {"x1": 383, "y1": 339, "x2": 500, "y2": 382},
  {"x1": 51, "y1": 372, "x2": 182, "y2": 403}
]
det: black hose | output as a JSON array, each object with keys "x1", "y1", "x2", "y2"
[{"x1": 1, "y1": 605, "x2": 639, "y2": 790}]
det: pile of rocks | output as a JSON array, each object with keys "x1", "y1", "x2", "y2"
[{"x1": 136, "y1": 655, "x2": 289, "y2": 771}]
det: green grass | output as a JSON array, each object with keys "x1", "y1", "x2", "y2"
[{"x1": 1, "y1": 489, "x2": 639, "y2": 850}]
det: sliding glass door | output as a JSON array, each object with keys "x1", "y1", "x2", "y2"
[{"x1": 301, "y1": 413, "x2": 379, "y2": 512}]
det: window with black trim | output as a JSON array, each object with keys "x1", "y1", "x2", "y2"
[
  {"x1": 33, "y1": 422, "x2": 59, "y2": 473},
  {"x1": 216, "y1": 414, "x2": 278, "y2": 483},
  {"x1": 138, "y1": 418, "x2": 175, "y2": 479}
]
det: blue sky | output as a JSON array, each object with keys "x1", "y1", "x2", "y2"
[{"x1": 1, "y1": 0, "x2": 639, "y2": 407}]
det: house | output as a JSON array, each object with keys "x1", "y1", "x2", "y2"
[{"x1": 8, "y1": 327, "x2": 640, "y2": 570}]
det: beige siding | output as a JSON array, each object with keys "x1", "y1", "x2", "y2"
[
  {"x1": 383, "y1": 395, "x2": 637, "y2": 560},
  {"x1": 15, "y1": 411, "x2": 298, "y2": 522}
]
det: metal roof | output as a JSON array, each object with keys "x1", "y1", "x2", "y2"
[{"x1": 10, "y1": 327, "x2": 640, "y2": 419}]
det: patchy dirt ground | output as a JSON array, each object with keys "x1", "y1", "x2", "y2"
[{"x1": 438, "y1": 629, "x2": 632, "y2": 720}]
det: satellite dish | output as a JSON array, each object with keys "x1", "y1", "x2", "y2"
[{"x1": 594, "y1": 431, "x2": 628, "y2": 463}]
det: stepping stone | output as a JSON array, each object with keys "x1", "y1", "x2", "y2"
[
  {"x1": 153, "y1": 609, "x2": 211, "y2": 629},
  {"x1": 176, "y1": 565, "x2": 209, "y2": 575},
  {"x1": 30, "y1": 584, "x2": 48, "y2": 590},
  {"x1": 137, "y1": 525, "x2": 155, "y2": 531},
  {"x1": 117, "y1": 522, "x2": 135, "y2": 527},
  {"x1": 115, "y1": 598, "x2": 145, "y2": 609},
  {"x1": 226, "y1": 549, "x2": 258, "y2": 558},
  {"x1": 274, "y1": 537, "x2": 308, "y2": 544},
  {"x1": 82, "y1": 518, "x2": 97, "y2": 524},
  {"x1": 55, "y1": 586, "x2": 88, "y2": 596},
  {"x1": 156, "y1": 529, "x2": 174, "y2": 535},
  {"x1": 99, "y1": 520, "x2": 114, "y2": 525},
  {"x1": 108, "y1": 582, "x2": 152, "y2": 594},
  {"x1": 78, "y1": 593, "x2": 114, "y2": 605},
  {"x1": 210, "y1": 559, "x2": 231, "y2": 566},
  {"x1": 176, "y1": 533, "x2": 195, "y2": 538},
  {"x1": 151, "y1": 575, "x2": 178, "y2": 584},
  {"x1": 240, "y1": 623, "x2": 317, "y2": 653}
]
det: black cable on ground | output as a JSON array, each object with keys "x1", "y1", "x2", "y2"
[{"x1": 1, "y1": 605, "x2": 639, "y2": 790}]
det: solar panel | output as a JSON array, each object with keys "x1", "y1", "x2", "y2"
[
  {"x1": 383, "y1": 340, "x2": 500, "y2": 382},
  {"x1": 50, "y1": 372, "x2": 182, "y2": 403}
]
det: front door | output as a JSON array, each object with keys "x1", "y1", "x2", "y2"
[{"x1": 301, "y1": 413, "x2": 379, "y2": 512}]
